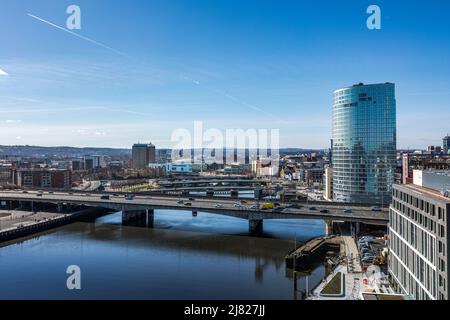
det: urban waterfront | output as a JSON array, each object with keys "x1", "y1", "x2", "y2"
[{"x1": 0, "y1": 210, "x2": 326, "y2": 300}]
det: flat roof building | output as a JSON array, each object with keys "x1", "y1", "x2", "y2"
[
  {"x1": 389, "y1": 170, "x2": 450, "y2": 300},
  {"x1": 132, "y1": 143, "x2": 156, "y2": 169}
]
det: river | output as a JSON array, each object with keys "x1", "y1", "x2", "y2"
[{"x1": 0, "y1": 210, "x2": 326, "y2": 300}]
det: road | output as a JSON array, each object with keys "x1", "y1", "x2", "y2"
[{"x1": 0, "y1": 190, "x2": 388, "y2": 224}]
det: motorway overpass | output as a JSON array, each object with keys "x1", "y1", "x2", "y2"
[{"x1": 0, "y1": 191, "x2": 388, "y2": 234}]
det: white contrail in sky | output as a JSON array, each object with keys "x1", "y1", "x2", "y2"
[
  {"x1": 0, "y1": 68, "x2": 8, "y2": 76},
  {"x1": 26, "y1": 13, "x2": 275, "y2": 119},
  {"x1": 27, "y1": 13, "x2": 129, "y2": 57}
]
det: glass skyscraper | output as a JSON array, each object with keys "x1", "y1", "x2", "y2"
[{"x1": 332, "y1": 83, "x2": 397, "y2": 204}]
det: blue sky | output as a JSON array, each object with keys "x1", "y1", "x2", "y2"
[{"x1": 0, "y1": 0, "x2": 449, "y2": 149}]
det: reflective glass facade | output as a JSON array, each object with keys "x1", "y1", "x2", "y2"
[{"x1": 332, "y1": 83, "x2": 397, "y2": 204}]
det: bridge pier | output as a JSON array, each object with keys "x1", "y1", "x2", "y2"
[
  {"x1": 122, "y1": 210, "x2": 147, "y2": 227},
  {"x1": 147, "y1": 209, "x2": 154, "y2": 228},
  {"x1": 192, "y1": 210, "x2": 198, "y2": 217},
  {"x1": 57, "y1": 203, "x2": 63, "y2": 213},
  {"x1": 206, "y1": 191, "x2": 214, "y2": 198},
  {"x1": 230, "y1": 190, "x2": 239, "y2": 199},
  {"x1": 325, "y1": 220, "x2": 334, "y2": 236},
  {"x1": 249, "y1": 219, "x2": 263, "y2": 235}
]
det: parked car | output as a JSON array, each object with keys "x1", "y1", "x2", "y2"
[{"x1": 361, "y1": 257, "x2": 376, "y2": 264}]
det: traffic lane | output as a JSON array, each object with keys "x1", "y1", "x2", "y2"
[{"x1": 0, "y1": 193, "x2": 388, "y2": 219}]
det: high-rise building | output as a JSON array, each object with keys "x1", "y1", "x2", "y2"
[
  {"x1": 389, "y1": 170, "x2": 450, "y2": 300},
  {"x1": 132, "y1": 143, "x2": 156, "y2": 169},
  {"x1": 332, "y1": 83, "x2": 397, "y2": 204},
  {"x1": 443, "y1": 135, "x2": 450, "y2": 155}
]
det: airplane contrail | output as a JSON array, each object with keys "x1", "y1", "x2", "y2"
[
  {"x1": 26, "y1": 13, "x2": 277, "y2": 120},
  {"x1": 27, "y1": 13, "x2": 129, "y2": 57},
  {"x1": 0, "y1": 68, "x2": 8, "y2": 76}
]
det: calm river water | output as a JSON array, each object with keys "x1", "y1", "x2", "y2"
[{"x1": 0, "y1": 210, "x2": 326, "y2": 300}]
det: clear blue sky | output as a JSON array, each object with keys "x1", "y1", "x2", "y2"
[{"x1": 1, "y1": 0, "x2": 449, "y2": 149}]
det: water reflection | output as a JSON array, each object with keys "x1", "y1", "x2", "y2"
[{"x1": 0, "y1": 210, "x2": 326, "y2": 300}]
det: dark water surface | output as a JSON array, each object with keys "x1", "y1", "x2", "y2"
[{"x1": 0, "y1": 210, "x2": 326, "y2": 300}]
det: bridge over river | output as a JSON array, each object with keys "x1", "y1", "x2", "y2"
[{"x1": 0, "y1": 191, "x2": 388, "y2": 234}]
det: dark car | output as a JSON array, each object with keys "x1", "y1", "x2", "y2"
[
  {"x1": 184, "y1": 202, "x2": 192, "y2": 206},
  {"x1": 289, "y1": 204, "x2": 302, "y2": 209},
  {"x1": 309, "y1": 207, "x2": 317, "y2": 211},
  {"x1": 101, "y1": 195, "x2": 110, "y2": 200},
  {"x1": 189, "y1": 198, "x2": 195, "y2": 201},
  {"x1": 320, "y1": 209, "x2": 330, "y2": 213}
]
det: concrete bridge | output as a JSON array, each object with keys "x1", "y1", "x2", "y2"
[{"x1": 0, "y1": 191, "x2": 388, "y2": 234}]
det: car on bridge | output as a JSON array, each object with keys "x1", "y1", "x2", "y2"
[
  {"x1": 215, "y1": 204, "x2": 224, "y2": 208},
  {"x1": 189, "y1": 198, "x2": 195, "y2": 201},
  {"x1": 320, "y1": 209, "x2": 330, "y2": 214},
  {"x1": 344, "y1": 208, "x2": 353, "y2": 213},
  {"x1": 184, "y1": 202, "x2": 192, "y2": 206},
  {"x1": 371, "y1": 206, "x2": 382, "y2": 212},
  {"x1": 309, "y1": 207, "x2": 317, "y2": 211},
  {"x1": 101, "y1": 195, "x2": 110, "y2": 200},
  {"x1": 261, "y1": 203, "x2": 274, "y2": 210}
]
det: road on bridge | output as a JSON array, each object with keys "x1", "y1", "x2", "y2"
[{"x1": 0, "y1": 190, "x2": 388, "y2": 224}]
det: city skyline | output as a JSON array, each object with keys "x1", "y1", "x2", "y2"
[{"x1": 1, "y1": 1, "x2": 450, "y2": 149}]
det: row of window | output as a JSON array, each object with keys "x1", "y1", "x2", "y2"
[
  {"x1": 390, "y1": 209, "x2": 436, "y2": 264},
  {"x1": 393, "y1": 188, "x2": 447, "y2": 223},
  {"x1": 389, "y1": 252, "x2": 435, "y2": 300}
]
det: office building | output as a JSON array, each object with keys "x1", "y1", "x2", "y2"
[
  {"x1": 389, "y1": 170, "x2": 450, "y2": 300},
  {"x1": 72, "y1": 158, "x2": 84, "y2": 171},
  {"x1": 132, "y1": 143, "x2": 156, "y2": 169},
  {"x1": 444, "y1": 135, "x2": 450, "y2": 155},
  {"x1": 332, "y1": 83, "x2": 397, "y2": 204},
  {"x1": 84, "y1": 155, "x2": 106, "y2": 170}
]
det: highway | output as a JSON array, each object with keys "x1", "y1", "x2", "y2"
[{"x1": 0, "y1": 190, "x2": 388, "y2": 224}]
